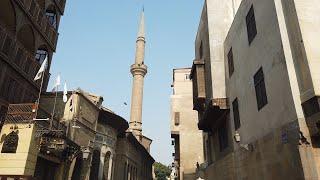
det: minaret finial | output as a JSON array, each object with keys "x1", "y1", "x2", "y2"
[{"x1": 137, "y1": 7, "x2": 145, "y2": 39}]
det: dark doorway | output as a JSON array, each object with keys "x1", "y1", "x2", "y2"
[
  {"x1": 71, "y1": 155, "x2": 83, "y2": 180},
  {"x1": 34, "y1": 156, "x2": 58, "y2": 180},
  {"x1": 90, "y1": 150, "x2": 100, "y2": 180}
]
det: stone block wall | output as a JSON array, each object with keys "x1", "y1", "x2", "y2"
[{"x1": 205, "y1": 122, "x2": 310, "y2": 180}]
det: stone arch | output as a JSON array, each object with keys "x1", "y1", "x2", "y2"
[
  {"x1": 103, "y1": 151, "x2": 112, "y2": 180},
  {"x1": 0, "y1": 0, "x2": 16, "y2": 32},
  {"x1": 17, "y1": 24, "x2": 35, "y2": 53}
]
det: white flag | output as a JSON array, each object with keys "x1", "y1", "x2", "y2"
[
  {"x1": 63, "y1": 82, "x2": 68, "y2": 103},
  {"x1": 34, "y1": 57, "x2": 48, "y2": 81},
  {"x1": 52, "y1": 74, "x2": 61, "y2": 92}
]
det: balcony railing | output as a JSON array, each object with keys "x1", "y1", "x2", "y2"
[
  {"x1": 0, "y1": 25, "x2": 50, "y2": 90},
  {"x1": 14, "y1": 0, "x2": 59, "y2": 49},
  {"x1": 4, "y1": 103, "x2": 66, "y2": 132}
]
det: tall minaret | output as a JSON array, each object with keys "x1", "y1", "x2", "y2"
[{"x1": 129, "y1": 10, "x2": 147, "y2": 140}]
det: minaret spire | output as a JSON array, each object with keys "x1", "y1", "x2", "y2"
[
  {"x1": 129, "y1": 9, "x2": 148, "y2": 141},
  {"x1": 137, "y1": 8, "x2": 145, "y2": 40}
]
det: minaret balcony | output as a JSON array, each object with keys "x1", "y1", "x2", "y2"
[{"x1": 130, "y1": 64, "x2": 148, "y2": 76}]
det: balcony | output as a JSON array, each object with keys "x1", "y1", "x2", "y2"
[
  {"x1": 14, "y1": 0, "x2": 59, "y2": 49},
  {"x1": 3, "y1": 103, "x2": 79, "y2": 160},
  {"x1": 190, "y1": 59, "x2": 206, "y2": 111},
  {"x1": 0, "y1": 25, "x2": 50, "y2": 90},
  {"x1": 198, "y1": 98, "x2": 229, "y2": 132}
]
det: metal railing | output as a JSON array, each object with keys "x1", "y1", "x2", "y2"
[{"x1": 4, "y1": 103, "x2": 37, "y2": 124}]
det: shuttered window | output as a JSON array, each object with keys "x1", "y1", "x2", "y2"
[
  {"x1": 228, "y1": 48, "x2": 234, "y2": 77},
  {"x1": 246, "y1": 5, "x2": 257, "y2": 45},
  {"x1": 232, "y1": 98, "x2": 241, "y2": 130},
  {"x1": 254, "y1": 67, "x2": 268, "y2": 110}
]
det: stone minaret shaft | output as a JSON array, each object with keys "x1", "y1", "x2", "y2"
[{"x1": 129, "y1": 10, "x2": 147, "y2": 138}]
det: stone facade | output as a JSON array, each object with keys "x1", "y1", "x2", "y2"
[
  {"x1": 0, "y1": 0, "x2": 66, "y2": 124},
  {"x1": 113, "y1": 132, "x2": 154, "y2": 180},
  {"x1": 171, "y1": 68, "x2": 204, "y2": 180},
  {"x1": 191, "y1": 0, "x2": 320, "y2": 179}
]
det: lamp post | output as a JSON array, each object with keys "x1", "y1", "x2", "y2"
[{"x1": 82, "y1": 147, "x2": 91, "y2": 160}]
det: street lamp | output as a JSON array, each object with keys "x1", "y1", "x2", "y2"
[{"x1": 82, "y1": 148, "x2": 91, "y2": 160}]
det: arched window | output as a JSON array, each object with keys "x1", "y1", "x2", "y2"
[
  {"x1": 103, "y1": 152, "x2": 111, "y2": 180},
  {"x1": 1, "y1": 131, "x2": 19, "y2": 153},
  {"x1": 17, "y1": 25, "x2": 35, "y2": 53},
  {"x1": 46, "y1": 5, "x2": 57, "y2": 29},
  {"x1": 0, "y1": 0, "x2": 16, "y2": 32},
  {"x1": 35, "y1": 47, "x2": 48, "y2": 64}
]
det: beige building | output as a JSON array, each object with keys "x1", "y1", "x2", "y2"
[
  {"x1": 191, "y1": 0, "x2": 239, "y2": 177},
  {"x1": 191, "y1": 0, "x2": 320, "y2": 179},
  {"x1": 171, "y1": 68, "x2": 204, "y2": 180}
]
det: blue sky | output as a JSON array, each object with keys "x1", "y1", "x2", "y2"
[{"x1": 49, "y1": 0, "x2": 204, "y2": 165}]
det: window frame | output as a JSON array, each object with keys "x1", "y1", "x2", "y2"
[
  {"x1": 228, "y1": 48, "x2": 234, "y2": 77},
  {"x1": 232, "y1": 98, "x2": 241, "y2": 130},
  {"x1": 254, "y1": 67, "x2": 268, "y2": 110},
  {"x1": 45, "y1": 10, "x2": 57, "y2": 29},
  {"x1": 246, "y1": 5, "x2": 257, "y2": 45},
  {"x1": 35, "y1": 49, "x2": 47, "y2": 64}
]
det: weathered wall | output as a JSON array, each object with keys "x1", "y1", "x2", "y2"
[{"x1": 205, "y1": 122, "x2": 305, "y2": 180}]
